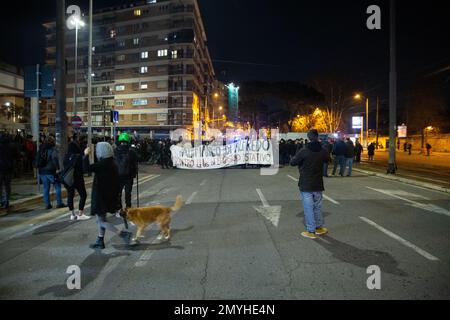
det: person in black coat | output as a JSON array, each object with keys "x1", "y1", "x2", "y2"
[
  {"x1": 64, "y1": 137, "x2": 89, "y2": 221},
  {"x1": 0, "y1": 133, "x2": 18, "y2": 209},
  {"x1": 291, "y1": 129, "x2": 330, "y2": 239},
  {"x1": 345, "y1": 139, "x2": 356, "y2": 177},
  {"x1": 83, "y1": 142, "x2": 132, "y2": 250},
  {"x1": 115, "y1": 134, "x2": 138, "y2": 209}
]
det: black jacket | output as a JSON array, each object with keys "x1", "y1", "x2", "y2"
[
  {"x1": 83, "y1": 156, "x2": 121, "y2": 216},
  {"x1": 38, "y1": 144, "x2": 60, "y2": 175},
  {"x1": 345, "y1": 141, "x2": 355, "y2": 158},
  {"x1": 0, "y1": 138, "x2": 17, "y2": 173},
  {"x1": 64, "y1": 142, "x2": 84, "y2": 185},
  {"x1": 332, "y1": 140, "x2": 347, "y2": 157},
  {"x1": 115, "y1": 143, "x2": 138, "y2": 179},
  {"x1": 290, "y1": 141, "x2": 330, "y2": 192}
]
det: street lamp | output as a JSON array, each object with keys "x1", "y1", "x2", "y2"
[
  {"x1": 354, "y1": 94, "x2": 369, "y2": 147},
  {"x1": 67, "y1": 14, "x2": 85, "y2": 118}
]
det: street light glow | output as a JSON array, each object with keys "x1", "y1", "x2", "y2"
[{"x1": 354, "y1": 94, "x2": 362, "y2": 100}]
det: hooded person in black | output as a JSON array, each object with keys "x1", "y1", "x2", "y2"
[
  {"x1": 291, "y1": 129, "x2": 330, "y2": 239},
  {"x1": 83, "y1": 142, "x2": 132, "y2": 250},
  {"x1": 64, "y1": 136, "x2": 89, "y2": 221},
  {"x1": 114, "y1": 133, "x2": 138, "y2": 209}
]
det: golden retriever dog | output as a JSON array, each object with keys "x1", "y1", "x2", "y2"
[{"x1": 121, "y1": 195, "x2": 183, "y2": 242}]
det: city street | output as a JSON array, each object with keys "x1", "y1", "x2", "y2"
[{"x1": 0, "y1": 166, "x2": 449, "y2": 300}]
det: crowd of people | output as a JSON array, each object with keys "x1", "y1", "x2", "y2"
[{"x1": 280, "y1": 137, "x2": 367, "y2": 178}]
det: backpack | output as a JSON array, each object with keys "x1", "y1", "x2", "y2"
[
  {"x1": 116, "y1": 151, "x2": 131, "y2": 177},
  {"x1": 35, "y1": 149, "x2": 49, "y2": 169},
  {"x1": 60, "y1": 154, "x2": 78, "y2": 188}
]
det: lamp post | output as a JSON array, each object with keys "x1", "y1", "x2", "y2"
[
  {"x1": 67, "y1": 15, "x2": 85, "y2": 117},
  {"x1": 354, "y1": 94, "x2": 370, "y2": 147}
]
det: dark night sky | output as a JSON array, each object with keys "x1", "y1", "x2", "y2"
[{"x1": 1, "y1": 0, "x2": 449, "y2": 95}]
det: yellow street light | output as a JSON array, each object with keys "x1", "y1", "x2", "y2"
[
  {"x1": 426, "y1": 126, "x2": 433, "y2": 131},
  {"x1": 354, "y1": 94, "x2": 362, "y2": 100},
  {"x1": 219, "y1": 106, "x2": 223, "y2": 111},
  {"x1": 214, "y1": 93, "x2": 219, "y2": 99}
]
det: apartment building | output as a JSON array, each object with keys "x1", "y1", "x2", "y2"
[{"x1": 44, "y1": 0, "x2": 215, "y2": 137}]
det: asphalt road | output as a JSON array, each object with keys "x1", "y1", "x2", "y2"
[{"x1": 0, "y1": 165, "x2": 449, "y2": 300}]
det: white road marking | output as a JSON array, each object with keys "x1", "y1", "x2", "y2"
[
  {"x1": 287, "y1": 175, "x2": 340, "y2": 205},
  {"x1": 135, "y1": 237, "x2": 161, "y2": 267},
  {"x1": 255, "y1": 189, "x2": 281, "y2": 227},
  {"x1": 322, "y1": 194, "x2": 340, "y2": 205},
  {"x1": 256, "y1": 188, "x2": 269, "y2": 207},
  {"x1": 200, "y1": 179, "x2": 207, "y2": 186},
  {"x1": 373, "y1": 175, "x2": 450, "y2": 196},
  {"x1": 359, "y1": 217, "x2": 440, "y2": 261},
  {"x1": 186, "y1": 191, "x2": 198, "y2": 205},
  {"x1": 367, "y1": 187, "x2": 450, "y2": 217}
]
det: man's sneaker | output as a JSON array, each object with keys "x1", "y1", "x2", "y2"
[
  {"x1": 119, "y1": 231, "x2": 132, "y2": 245},
  {"x1": 70, "y1": 214, "x2": 78, "y2": 221},
  {"x1": 301, "y1": 231, "x2": 317, "y2": 239},
  {"x1": 77, "y1": 214, "x2": 91, "y2": 221},
  {"x1": 89, "y1": 237, "x2": 105, "y2": 250},
  {"x1": 315, "y1": 227, "x2": 329, "y2": 235}
]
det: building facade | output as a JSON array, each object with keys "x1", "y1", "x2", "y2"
[
  {"x1": 44, "y1": 0, "x2": 215, "y2": 137},
  {"x1": 0, "y1": 62, "x2": 28, "y2": 133}
]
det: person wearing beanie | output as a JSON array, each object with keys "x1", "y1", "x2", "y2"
[
  {"x1": 83, "y1": 142, "x2": 132, "y2": 250},
  {"x1": 290, "y1": 129, "x2": 330, "y2": 239}
]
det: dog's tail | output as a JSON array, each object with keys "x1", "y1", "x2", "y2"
[{"x1": 170, "y1": 195, "x2": 184, "y2": 212}]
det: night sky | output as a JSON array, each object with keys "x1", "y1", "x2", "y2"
[{"x1": 1, "y1": 0, "x2": 449, "y2": 94}]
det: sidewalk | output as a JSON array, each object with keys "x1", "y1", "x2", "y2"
[
  {"x1": 1, "y1": 164, "x2": 165, "y2": 215},
  {"x1": 367, "y1": 150, "x2": 450, "y2": 169}
]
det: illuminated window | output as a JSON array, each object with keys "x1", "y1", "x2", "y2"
[
  {"x1": 115, "y1": 100, "x2": 125, "y2": 107},
  {"x1": 171, "y1": 50, "x2": 178, "y2": 59},
  {"x1": 115, "y1": 85, "x2": 125, "y2": 91},
  {"x1": 140, "y1": 82, "x2": 148, "y2": 90},
  {"x1": 132, "y1": 99, "x2": 148, "y2": 106},
  {"x1": 157, "y1": 49, "x2": 168, "y2": 57},
  {"x1": 133, "y1": 38, "x2": 140, "y2": 46},
  {"x1": 110, "y1": 30, "x2": 116, "y2": 38},
  {"x1": 141, "y1": 51, "x2": 148, "y2": 59},
  {"x1": 140, "y1": 66, "x2": 148, "y2": 74},
  {"x1": 134, "y1": 9, "x2": 141, "y2": 16},
  {"x1": 157, "y1": 98, "x2": 167, "y2": 104},
  {"x1": 117, "y1": 55, "x2": 125, "y2": 62}
]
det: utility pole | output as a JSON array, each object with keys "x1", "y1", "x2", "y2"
[
  {"x1": 87, "y1": 0, "x2": 93, "y2": 160},
  {"x1": 387, "y1": 0, "x2": 397, "y2": 174},
  {"x1": 376, "y1": 96, "x2": 380, "y2": 149},
  {"x1": 56, "y1": 0, "x2": 68, "y2": 168},
  {"x1": 73, "y1": 23, "x2": 79, "y2": 117},
  {"x1": 366, "y1": 98, "x2": 369, "y2": 147}
]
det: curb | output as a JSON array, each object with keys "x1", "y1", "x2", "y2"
[
  {"x1": 6, "y1": 179, "x2": 94, "y2": 212},
  {"x1": 353, "y1": 168, "x2": 450, "y2": 194}
]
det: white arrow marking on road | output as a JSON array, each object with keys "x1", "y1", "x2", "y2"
[
  {"x1": 287, "y1": 175, "x2": 340, "y2": 205},
  {"x1": 254, "y1": 189, "x2": 281, "y2": 227},
  {"x1": 367, "y1": 187, "x2": 450, "y2": 217},
  {"x1": 360, "y1": 217, "x2": 440, "y2": 261}
]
